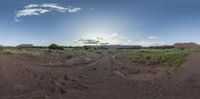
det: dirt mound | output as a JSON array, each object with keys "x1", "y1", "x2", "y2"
[
  {"x1": 0, "y1": 52, "x2": 200, "y2": 99},
  {"x1": 173, "y1": 42, "x2": 200, "y2": 48}
]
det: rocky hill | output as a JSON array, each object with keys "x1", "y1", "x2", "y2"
[{"x1": 173, "y1": 42, "x2": 200, "y2": 48}]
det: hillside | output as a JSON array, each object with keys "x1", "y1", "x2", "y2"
[{"x1": 173, "y1": 42, "x2": 200, "y2": 48}]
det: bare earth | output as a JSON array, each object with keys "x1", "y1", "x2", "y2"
[{"x1": 0, "y1": 52, "x2": 200, "y2": 99}]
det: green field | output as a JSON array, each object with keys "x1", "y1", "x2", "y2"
[
  {"x1": 127, "y1": 49, "x2": 200, "y2": 70},
  {"x1": 0, "y1": 47, "x2": 200, "y2": 70}
]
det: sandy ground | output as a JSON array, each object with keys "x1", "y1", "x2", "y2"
[{"x1": 0, "y1": 52, "x2": 200, "y2": 99}]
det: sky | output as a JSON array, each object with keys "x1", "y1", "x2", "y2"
[{"x1": 0, "y1": 0, "x2": 200, "y2": 46}]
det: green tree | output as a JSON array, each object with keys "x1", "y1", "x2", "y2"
[{"x1": 48, "y1": 44, "x2": 64, "y2": 50}]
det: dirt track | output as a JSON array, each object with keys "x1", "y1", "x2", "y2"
[{"x1": 0, "y1": 52, "x2": 200, "y2": 99}]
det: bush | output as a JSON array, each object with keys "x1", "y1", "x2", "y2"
[
  {"x1": 65, "y1": 54, "x2": 73, "y2": 59},
  {"x1": 48, "y1": 44, "x2": 64, "y2": 50},
  {"x1": 0, "y1": 44, "x2": 3, "y2": 51}
]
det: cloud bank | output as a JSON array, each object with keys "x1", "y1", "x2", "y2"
[
  {"x1": 75, "y1": 37, "x2": 110, "y2": 45},
  {"x1": 14, "y1": 3, "x2": 82, "y2": 22},
  {"x1": 74, "y1": 33, "x2": 160, "y2": 46},
  {"x1": 77, "y1": 39, "x2": 100, "y2": 45},
  {"x1": 74, "y1": 33, "x2": 132, "y2": 46},
  {"x1": 148, "y1": 36, "x2": 157, "y2": 39}
]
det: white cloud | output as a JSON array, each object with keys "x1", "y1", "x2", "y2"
[
  {"x1": 77, "y1": 39, "x2": 100, "y2": 45},
  {"x1": 16, "y1": 8, "x2": 50, "y2": 17},
  {"x1": 74, "y1": 33, "x2": 132, "y2": 46},
  {"x1": 148, "y1": 36, "x2": 157, "y2": 39},
  {"x1": 40, "y1": 3, "x2": 68, "y2": 13},
  {"x1": 68, "y1": 7, "x2": 82, "y2": 12},
  {"x1": 75, "y1": 37, "x2": 109, "y2": 45},
  {"x1": 14, "y1": 18, "x2": 20, "y2": 22},
  {"x1": 25, "y1": 4, "x2": 39, "y2": 8},
  {"x1": 73, "y1": 33, "x2": 162, "y2": 46},
  {"x1": 111, "y1": 32, "x2": 119, "y2": 37},
  {"x1": 24, "y1": 3, "x2": 81, "y2": 13},
  {"x1": 14, "y1": 3, "x2": 82, "y2": 22}
]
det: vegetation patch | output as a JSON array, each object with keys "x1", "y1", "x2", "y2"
[{"x1": 128, "y1": 49, "x2": 190, "y2": 70}]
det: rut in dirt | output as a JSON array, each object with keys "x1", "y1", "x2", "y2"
[
  {"x1": 178, "y1": 52, "x2": 200, "y2": 99},
  {"x1": 0, "y1": 52, "x2": 200, "y2": 99}
]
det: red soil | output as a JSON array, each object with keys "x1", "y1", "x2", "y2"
[{"x1": 0, "y1": 52, "x2": 199, "y2": 99}]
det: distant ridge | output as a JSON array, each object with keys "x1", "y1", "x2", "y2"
[{"x1": 173, "y1": 42, "x2": 200, "y2": 48}]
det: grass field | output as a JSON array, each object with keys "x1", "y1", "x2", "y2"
[
  {"x1": 0, "y1": 47, "x2": 199, "y2": 70},
  {"x1": 127, "y1": 49, "x2": 200, "y2": 70},
  {"x1": 0, "y1": 47, "x2": 91, "y2": 59}
]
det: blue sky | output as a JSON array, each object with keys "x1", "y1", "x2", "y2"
[{"x1": 0, "y1": 0, "x2": 200, "y2": 46}]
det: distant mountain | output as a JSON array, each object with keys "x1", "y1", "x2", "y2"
[
  {"x1": 173, "y1": 42, "x2": 200, "y2": 48},
  {"x1": 16, "y1": 44, "x2": 33, "y2": 48}
]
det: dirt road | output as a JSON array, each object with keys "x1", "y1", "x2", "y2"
[
  {"x1": 0, "y1": 52, "x2": 199, "y2": 99},
  {"x1": 177, "y1": 53, "x2": 200, "y2": 99}
]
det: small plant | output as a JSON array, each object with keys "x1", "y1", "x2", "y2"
[
  {"x1": 3, "y1": 51, "x2": 12, "y2": 55},
  {"x1": 96, "y1": 50, "x2": 102, "y2": 54},
  {"x1": 0, "y1": 44, "x2": 3, "y2": 51},
  {"x1": 65, "y1": 54, "x2": 73, "y2": 59},
  {"x1": 48, "y1": 44, "x2": 64, "y2": 50},
  {"x1": 84, "y1": 46, "x2": 89, "y2": 50},
  {"x1": 31, "y1": 53, "x2": 41, "y2": 59},
  {"x1": 181, "y1": 48, "x2": 185, "y2": 50}
]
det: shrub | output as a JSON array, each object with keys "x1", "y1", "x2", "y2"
[
  {"x1": 48, "y1": 44, "x2": 64, "y2": 50},
  {"x1": 65, "y1": 54, "x2": 73, "y2": 59},
  {"x1": 3, "y1": 51, "x2": 12, "y2": 55},
  {"x1": 0, "y1": 44, "x2": 3, "y2": 51}
]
